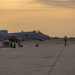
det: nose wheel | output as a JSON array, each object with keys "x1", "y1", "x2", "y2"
[{"x1": 35, "y1": 44, "x2": 39, "y2": 47}]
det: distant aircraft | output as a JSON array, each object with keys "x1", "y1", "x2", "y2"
[
  {"x1": 0, "y1": 30, "x2": 9, "y2": 41},
  {"x1": 9, "y1": 30, "x2": 50, "y2": 41}
]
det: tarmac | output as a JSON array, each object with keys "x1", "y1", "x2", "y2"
[{"x1": 0, "y1": 44, "x2": 75, "y2": 75}]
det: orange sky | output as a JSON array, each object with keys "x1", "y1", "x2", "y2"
[{"x1": 0, "y1": 0, "x2": 75, "y2": 37}]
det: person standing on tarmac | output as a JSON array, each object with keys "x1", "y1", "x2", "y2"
[
  {"x1": 18, "y1": 42, "x2": 21, "y2": 47},
  {"x1": 10, "y1": 42, "x2": 13, "y2": 48},
  {"x1": 64, "y1": 36, "x2": 67, "y2": 46}
]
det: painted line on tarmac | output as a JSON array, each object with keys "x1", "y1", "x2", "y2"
[{"x1": 49, "y1": 46, "x2": 66, "y2": 75}]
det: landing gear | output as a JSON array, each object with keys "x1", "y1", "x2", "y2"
[{"x1": 35, "y1": 44, "x2": 39, "y2": 47}]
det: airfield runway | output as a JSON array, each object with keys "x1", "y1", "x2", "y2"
[{"x1": 0, "y1": 43, "x2": 75, "y2": 75}]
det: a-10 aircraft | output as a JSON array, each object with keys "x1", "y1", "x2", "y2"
[{"x1": 0, "y1": 30, "x2": 50, "y2": 42}]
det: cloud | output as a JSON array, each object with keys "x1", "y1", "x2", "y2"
[
  {"x1": 35, "y1": 0, "x2": 75, "y2": 8},
  {"x1": 0, "y1": 0, "x2": 46, "y2": 11}
]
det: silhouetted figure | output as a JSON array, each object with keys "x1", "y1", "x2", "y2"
[
  {"x1": 64, "y1": 39, "x2": 67, "y2": 46},
  {"x1": 64, "y1": 36, "x2": 67, "y2": 46},
  {"x1": 18, "y1": 42, "x2": 21, "y2": 47},
  {"x1": 10, "y1": 42, "x2": 13, "y2": 48},
  {"x1": 18, "y1": 42, "x2": 23, "y2": 47},
  {"x1": 13, "y1": 43, "x2": 16, "y2": 48}
]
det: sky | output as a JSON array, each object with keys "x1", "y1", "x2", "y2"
[{"x1": 0, "y1": 0, "x2": 75, "y2": 37}]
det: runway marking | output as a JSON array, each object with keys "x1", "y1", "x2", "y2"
[{"x1": 49, "y1": 46, "x2": 65, "y2": 75}]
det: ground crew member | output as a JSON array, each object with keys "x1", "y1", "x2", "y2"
[{"x1": 64, "y1": 36, "x2": 67, "y2": 46}]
